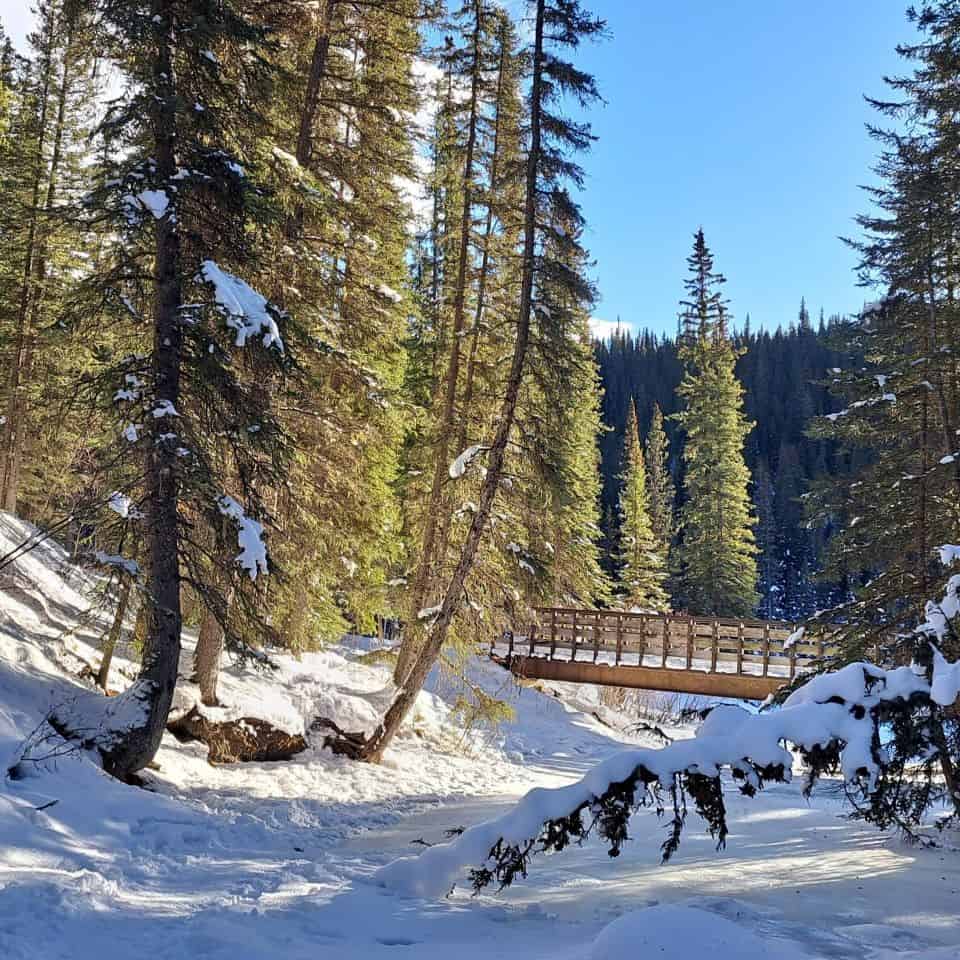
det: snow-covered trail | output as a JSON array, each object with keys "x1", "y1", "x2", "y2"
[
  {"x1": 1, "y1": 510, "x2": 959, "y2": 959},
  {"x1": 326, "y1": 780, "x2": 960, "y2": 960},
  {"x1": 7, "y1": 761, "x2": 956, "y2": 960}
]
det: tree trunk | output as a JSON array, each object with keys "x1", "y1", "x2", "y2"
[
  {"x1": 97, "y1": 576, "x2": 132, "y2": 691},
  {"x1": 355, "y1": 0, "x2": 545, "y2": 762},
  {"x1": 0, "y1": 19, "x2": 55, "y2": 513},
  {"x1": 285, "y1": 0, "x2": 336, "y2": 240},
  {"x1": 69, "y1": 2, "x2": 184, "y2": 780},
  {"x1": 396, "y1": 2, "x2": 486, "y2": 689},
  {"x1": 193, "y1": 576, "x2": 234, "y2": 707}
]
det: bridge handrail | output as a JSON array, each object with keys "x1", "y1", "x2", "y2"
[{"x1": 530, "y1": 606, "x2": 821, "y2": 632}]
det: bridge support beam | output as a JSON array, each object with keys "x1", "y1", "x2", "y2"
[{"x1": 500, "y1": 655, "x2": 786, "y2": 701}]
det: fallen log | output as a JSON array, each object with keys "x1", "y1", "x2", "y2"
[{"x1": 168, "y1": 706, "x2": 307, "y2": 763}]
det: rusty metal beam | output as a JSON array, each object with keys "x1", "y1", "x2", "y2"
[{"x1": 501, "y1": 655, "x2": 786, "y2": 701}]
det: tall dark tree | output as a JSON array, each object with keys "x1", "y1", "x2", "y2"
[{"x1": 51, "y1": 0, "x2": 292, "y2": 779}]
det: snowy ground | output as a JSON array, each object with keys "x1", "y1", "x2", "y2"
[{"x1": 1, "y1": 512, "x2": 958, "y2": 959}]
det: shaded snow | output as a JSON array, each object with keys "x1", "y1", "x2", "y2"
[{"x1": 0, "y1": 512, "x2": 959, "y2": 959}]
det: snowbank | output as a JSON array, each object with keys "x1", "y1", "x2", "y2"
[{"x1": 587, "y1": 904, "x2": 807, "y2": 960}]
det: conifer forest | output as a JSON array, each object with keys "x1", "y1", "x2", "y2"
[{"x1": 0, "y1": 3, "x2": 959, "y2": 958}]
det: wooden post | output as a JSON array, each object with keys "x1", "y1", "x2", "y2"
[
  {"x1": 549, "y1": 608, "x2": 557, "y2": 659},
  {"x1": 508, "y1": 629, "x2": 515, "y2": 657},
  {"x1": 528, "y1": 619, "x2": 536, "y2": 656},
  {"x1": 789, "y1": 630, "x2": 798, "y2": 680},
  {"x1": 615, "y1": 613, "x2": 623, "y2": 666},
  {"x1": 686, "y1": 616, "x2": 694, "y2": 669},
  {"x1": 736, "y1": 621, "x2": 744, "y2": 675},
  {"x1": 639, "y1": 614, "x2": 647, "y2": 666},
  {"x1": 661, "y1": 615, "x2": 669, "y2": 668},
  {"x1": 593, "y1": 610, "x2": 600, "y2": 663},
  {"x1": 710, "y1": 619, "x2": 719, "y2": 673},
  {"x1": 571, "y1": 609, "x2": 578, "y2": 663},
  {"x1": 762, "y1": 621, "x2": 770, "y2": 677}
]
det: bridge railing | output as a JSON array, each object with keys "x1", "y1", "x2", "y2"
[{"x1": 498, "y1": 607, "x2": 849, "y2": 680}]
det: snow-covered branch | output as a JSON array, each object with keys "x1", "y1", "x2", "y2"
[{"x1": 376, "y1": 658, "x2": 958, "y2": 898}]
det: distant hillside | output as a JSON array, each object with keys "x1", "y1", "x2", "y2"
[{"x1": 594, "y1": 314, "x2": 865, "y2": 619}]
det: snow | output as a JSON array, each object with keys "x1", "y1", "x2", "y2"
[
  {"x1": 587, "y1": 904, "x2": 808, "y2": 959},
  {"x1": 151, "y1": 399, "x2": 179, "y2": 418},
  {"x1": 92, "y1": 550, "x2": 139, "y2": 577},
  {"x1": 216, "y1": 495, "x2": 268, "y2": 580},
  {"x1": 200, "y1": 260, "x2": 284, "y2": 351},
  {"x1": 0, "y1": 511, "x2": 959, "y2": 959},
  {"x1": 449, "y1": 444, "x2": 486, "y2": 479},
  {"x1": 136, "y1": 189, "x2": 169, "y2": 219},
  {"x1": 106, "y1": 492, "x2": 135, "y2": 518},
  {"x1": 938, "y1": 544, "x2": 960, "y2": 566},
  {"x1": 379, "y1": 658, "x2": 948, "y2": 898},
  {"x1": 931, "y1": 646, "x2": 960, "y2": 707},
  {"x1": 377, "y1": 283, "x2": 402, "y2": 303}
]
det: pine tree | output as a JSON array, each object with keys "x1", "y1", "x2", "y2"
[
  {"x1": 644, "y1": 402, "x2": 674, "y2": 560},
  {"x1": 807, "y1": 2, "x2": 960, "y2": 660},
  {"x1": 50, "y1": 0, "x2": 294, "y2": 778},
  {"x1": 0, "y1": 0, "x2": 97, "y2": 518},
  {"x1": 802, "y1": 4, "x2": 960, "y2": 814},
  {"x1": 673, "y1": 231, "x2": 758, "y2": 617},
  {"x1": 336, "y1": 0, "x2": 606, "y2": 763},
  {"x1": 260, "y1": 0, "x2": 415, "y2": 652},
  {"x1": 616, "y1": 399, "x2": 669, "y2": 610},
  {"x1": 396, "y1": 0, "x2": 512, "y2": 687}
]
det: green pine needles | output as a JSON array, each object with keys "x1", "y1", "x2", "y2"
[
  {"x1": 617, "y1": 399, "x2": 669, "y2": 611},
  {"x1": 673, "y1": 230, "x2": 758, "y2": 617}
]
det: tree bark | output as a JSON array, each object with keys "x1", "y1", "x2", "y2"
[
  {"x1": 97, "y1": 576, "x2": 132, "y2": 691},
  {"x1": 285, "y1": 0, "x2": 336, "y2": 241},
  {"x1": 193, "y1": 574, "x2": 234, "y2": 707},
  {"x1": 355, "y1": 0, "x2": 546, "y2": 762},
  {"x1": 79, "y1": 1, "x2": 184, "y2": 779}
]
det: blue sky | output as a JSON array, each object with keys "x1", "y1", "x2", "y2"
[
  {"x1": 570, "y1": 2, "x2": 917, "y2": 338},
  {"x1": 5, "y1": 2, "x2": 916, "y2": 340}
]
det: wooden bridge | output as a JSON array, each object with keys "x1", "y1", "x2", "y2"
[{"x1": 491, "y1": 607, "x2": 843, "y2": 701}]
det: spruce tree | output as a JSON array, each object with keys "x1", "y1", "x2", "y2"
[
  {"x1": 617, "y1": 399, "x2": 669, "y2": 611},
  {"x1": 644, "y1": 402, "x2": 674, "y2": 560},
  {"x1": 0, "y1": 0, "x2": 97, "y2": 517},
  {"x1": 49, "y1": 0, "x2": 294, "y2": 778},
  {"x1": 673, "y1": 230, "x2": 758, "y2": 617},
  {"x1": 808, "y1": 1, "x2": 960, "y2": 657}
]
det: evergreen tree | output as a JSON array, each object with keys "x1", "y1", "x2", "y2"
[
  {"x1": 808, "y1": 1, "x2": 960, "y2": 657},
  {"x1": 259, "y1": 0, "x2": 415, "y2": 652},
  {"x1": 617, "y1": 399, "x2": 669, "y2": 610},
  {"x1": 644, "y1": 402, "x2": 674, "y2": 560},
  {"x1": 0, "y1": 0, "x2": 97, "y2": 518},
  {"x1": 673, "y1": 231, "x2": 758, "y2": 616},
  {"x1": 338, "y1": 0, "x2": 606, "y2": 763},
  {"x1": 50, "y1": 0, "x2": 294, "y2": 778}
]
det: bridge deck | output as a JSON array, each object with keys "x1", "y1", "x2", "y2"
[{"x1": 493, "y1": 607, "x2": 846, "y2": 700}]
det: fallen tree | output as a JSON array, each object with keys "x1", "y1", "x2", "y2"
[
  {"x1": 167, "y1": 707, "x2": 307, "y2": 763},
  {"x1": 375, "y1": 557, "x2": 960, "y2": 898}
]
